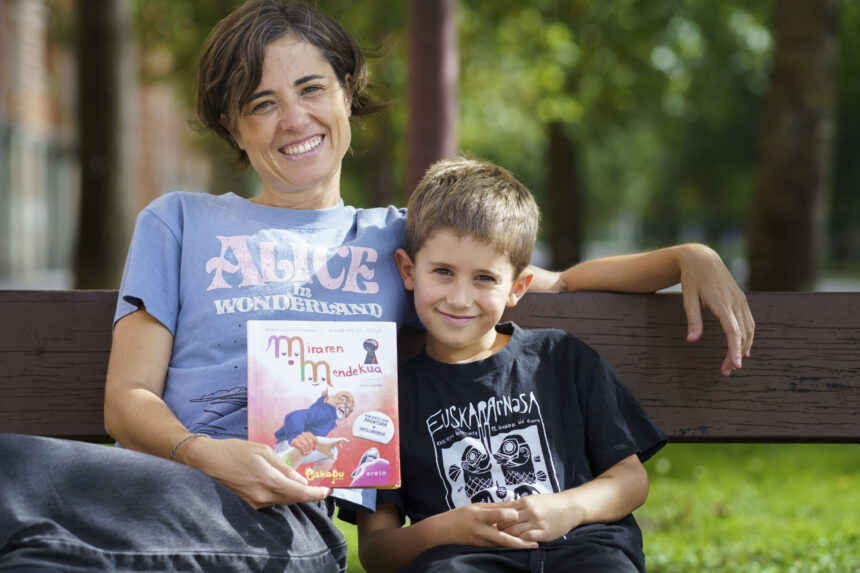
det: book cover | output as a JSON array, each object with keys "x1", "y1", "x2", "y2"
[{"x1": 247, "y1": 320, "x2": 399, "y2": 492}]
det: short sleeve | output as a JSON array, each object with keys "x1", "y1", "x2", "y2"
[
  {"x1": 114, "y1": 204, "x2": 182, "y2": 334},
  {"x1": 576, "y1": 345, "x2": 667, "y2": 475},
  {"x1": 338, "y1": 487, "x2": 406, "y2": 526}
]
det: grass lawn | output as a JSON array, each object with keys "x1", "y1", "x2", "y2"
[{"x1": 335, "y1": 443, "x2": 860, "y2": 572}]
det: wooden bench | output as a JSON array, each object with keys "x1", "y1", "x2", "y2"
[{"x1": 1, "y1": 290, "x2": 859, "y2": 443}]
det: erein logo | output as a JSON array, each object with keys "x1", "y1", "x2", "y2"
[{"x1": 267, "y1": 335, "x2": 332, "y2": 387}]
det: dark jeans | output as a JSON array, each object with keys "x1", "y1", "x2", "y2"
[
  {"x1": 401, "y1": 542, "x2": 640, "y2": 573},
  {"x1": 0, "y1": 435, "x2": 347, "y2": 572}
]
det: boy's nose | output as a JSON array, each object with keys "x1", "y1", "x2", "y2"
[{"x1": 446, "y1": 281, "x2": 471, "y2": 308}]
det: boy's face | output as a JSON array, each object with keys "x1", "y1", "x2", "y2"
[{"x1": 395, "y1": 230, "x2": 532, "y2": 363}]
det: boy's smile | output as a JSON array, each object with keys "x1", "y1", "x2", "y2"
[{"x1": 395, "y1": 230, "x2": 532, "y2": 364}]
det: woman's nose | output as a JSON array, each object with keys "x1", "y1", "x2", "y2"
[{"x1": 278, "y1": 101, "x2": 308, "y2": 131}]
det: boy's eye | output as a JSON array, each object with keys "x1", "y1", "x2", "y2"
[
  {"x1": 432, "y1": 268, "x2": 453, "y2": 277},
  {"x1": 476, "y1": 274, "x2": 497, "y2": 283}
]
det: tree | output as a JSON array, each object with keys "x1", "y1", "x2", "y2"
[
  {"x1": 748, "y1": 0, "x2": 840, "y2": 291},
  {"x1": 74, "y1": 0, "x2": 136, "y2": 288},
  {"x1": 406, "y1": 0, "x2": 458, "y2": 193}
]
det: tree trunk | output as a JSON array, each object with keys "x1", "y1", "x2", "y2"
[
  {"x1": 369, "y1": 113, "x2": 396, "y2": 207},
  {"x1": 748, "y1": 0, "x2": 840, "y2": 291},
  {"x1": 547, "y1": 121, "x2": 582, "y2": 270},
  {"x1": 406, "y1": 0, "x2": 458, "y2": 195},
  {"x1": 74, "y1": 0, "x2": 135, "y2": 288}
]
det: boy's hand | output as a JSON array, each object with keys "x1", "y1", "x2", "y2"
[
  {"x1": 495, "y1": 493, "x2": 578, "y2": 543},
  {"x1": 432, "y1": 504, "x2": 539, "y2": 549}
]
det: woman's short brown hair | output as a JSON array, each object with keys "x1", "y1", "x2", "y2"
[
  {"x1": 196, "y1": 0, "x2": 384, "y2": 168},
  {"x1": 404, "y1": 157, "x2": 541, "y2": 277}
]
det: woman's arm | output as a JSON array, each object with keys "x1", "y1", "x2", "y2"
[
  {"x1": 496, "y1": 454, "x2": 649, "y2": 543},
  {"x1": 103, "y1": 309, "x2": 331, "y2": 508},
  {"x1": 357, "y1": 503, "x2": 535, "y2": 573},
  {"x1": 528, "y1": 243, "x2": 754, "y2": 377}
]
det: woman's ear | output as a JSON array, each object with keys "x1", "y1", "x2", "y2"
[
  {"x1": 343, "y1": 74, "x2": 353, "y2": 117},
  {"x1": 507, "y1": 271, "x2": 534, "y2": 308},
  {"x1": 394, "y1": 248, "x2": 416, "y2": 291},
  {"x1": 220, "y1": 114, "x2": 243, "y2": 150}
]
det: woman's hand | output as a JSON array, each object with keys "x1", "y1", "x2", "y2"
[
  {"x1": 677, "y1": 244, "x2": 755, "y2": 376},
  {"x1": 178, "y1": 436, "x2": 331, "y2": 509}
]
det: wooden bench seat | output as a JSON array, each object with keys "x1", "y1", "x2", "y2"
[{"x1": 1, "y1": 290, "x2": 858, "y2": 443}]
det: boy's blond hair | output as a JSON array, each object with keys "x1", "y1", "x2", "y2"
[{"x1": 404, "y1": 157, "x2": 540, "y2": 276}]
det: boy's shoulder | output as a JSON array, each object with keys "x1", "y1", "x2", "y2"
[
  {"x1": 499, "y1": 322, "x2": 596, "y2": 358},
  {"x1": 398, "y1": 322, "x2": 600, "y2": 377}
]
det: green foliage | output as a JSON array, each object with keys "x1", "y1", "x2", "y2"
[
  {"x1": 457, "y1": 0, "x2": 778, "y2": 253},
  {"x1": 130, "y1": 0, "x2": 859, "y2": 266},
  {"x1": 833, "y1": 1, "x2": 860, "y2": 264},
  {"x1": 641, "y1": 444, "x2": 860, "y2": 572}
]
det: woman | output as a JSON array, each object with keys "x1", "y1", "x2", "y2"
[{"x1": 0, "y1": 1, "x2": 752, "y2": 571}]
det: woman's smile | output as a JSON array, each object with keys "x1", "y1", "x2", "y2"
[{"x1": 279, "y1": 135, "x2": 324, "y2": 157}]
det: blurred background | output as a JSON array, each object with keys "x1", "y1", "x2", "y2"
[
  {"x1": 0, "y1": 0, "x2": 858, "y2": 292},
  {"x1": 2, "y1": 3, "x2": 858, "y2": 570}
]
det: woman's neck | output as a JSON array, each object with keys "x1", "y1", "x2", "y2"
[{"x1": 250, "y1": 188, "x2": 341, "y2": 210}]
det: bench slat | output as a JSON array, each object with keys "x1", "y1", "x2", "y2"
[
  {"x1": 502, "y1": 292, "x2": 860, "y2": 442},
  {"x1": 0, "y1": 291, "x2": 116, "y2": 440},
  {"x1": 1, "y1": 290, "x2": 858, "y2": 443}
]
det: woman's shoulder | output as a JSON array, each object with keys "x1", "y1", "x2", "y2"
[
  {"x1": 138, "y1": 191, "x2": 242, "y2": 228},
  {"x1": 143, "y1": 190, "x2": 233, "y2": 214},
  {"x1": 354, "y1": 204, "x2": 408, "y2": 226}
]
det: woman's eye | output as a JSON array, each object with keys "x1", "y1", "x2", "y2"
[
  {"x1": 251, "y1": 100, "x2": 274, "y2": 113},
  {"x1": 302, "y1": 85, "x2": 324, "y2": 95}
]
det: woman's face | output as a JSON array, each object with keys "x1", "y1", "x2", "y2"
[{"x1": 229, "y1": 36, "x2": 352, "y2": 208}]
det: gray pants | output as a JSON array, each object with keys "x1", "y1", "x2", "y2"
[{"x1": 0, "y1": 434, "x2": 347, "y2": 572}]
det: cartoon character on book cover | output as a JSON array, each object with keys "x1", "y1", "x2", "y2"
[{"x1": 247, "y1": 321, "x2": 399, "y2": 489}]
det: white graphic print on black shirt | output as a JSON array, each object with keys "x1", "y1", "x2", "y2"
[{"x1": 427, "y1": 392, "x2": 561, "y2": 508}]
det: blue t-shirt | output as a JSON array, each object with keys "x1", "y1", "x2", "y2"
[{"x1": 115, "y1": 191, "x2": 414, "y2": 440}]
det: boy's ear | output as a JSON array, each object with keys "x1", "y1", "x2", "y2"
[
  {"x1": 394, "y1": 248, "x2": 416, "y2": 291},
  {"x1": 507, "y1": 271, "x2": 534, "y2": 308}
]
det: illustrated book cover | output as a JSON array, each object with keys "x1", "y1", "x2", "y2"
[{"x1": 247, "y1": 320, "x2": 400, "y2": 494}]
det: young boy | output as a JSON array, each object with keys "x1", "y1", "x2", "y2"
[{"x1": 357, "y1": 157, "x2": 666, "y2": 572}]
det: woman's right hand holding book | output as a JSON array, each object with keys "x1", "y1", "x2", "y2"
[{"x1": 180, "y1": 436, "x2": 332, "y2": 509}]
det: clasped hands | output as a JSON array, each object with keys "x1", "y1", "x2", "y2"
[{"x1": 430, "y1": 494, "x2": 575, "y2": 549}]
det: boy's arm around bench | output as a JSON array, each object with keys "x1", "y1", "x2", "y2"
[{"x1": 528, "y1": 243, "x2": 754, "y2": 377}]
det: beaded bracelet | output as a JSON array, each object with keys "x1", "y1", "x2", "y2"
[{"x1": 169, "y1": 432, "x2": 208, "y2": 461}]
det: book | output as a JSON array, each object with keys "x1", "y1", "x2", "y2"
[{"x1": 247, "y1": 319, "x2": 400, "y2": 498}]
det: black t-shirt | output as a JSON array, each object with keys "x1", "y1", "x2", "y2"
[{"x1": 378, "y1": 322, "x2": 666, "y2": 571}]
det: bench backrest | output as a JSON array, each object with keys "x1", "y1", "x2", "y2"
[{"x1": 1, "y1": 290, "x2": 858, "y2": 442}]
